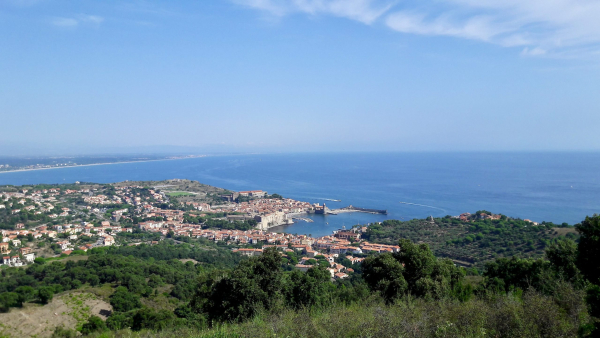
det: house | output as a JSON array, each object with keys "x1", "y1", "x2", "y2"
[
  {"x1": 102, "y1": 235, "x2": 115, "y2": 246},
  {"x1": 19, "y1": 247, "x2": 32, "y2": 255},
  {"x1": 239, "y1": 190, "x2": 267, "y2": 198},
  {"x1": 11, "y1": 256, "x2": 22, "y2": 266},
  {"x1": 11, "y1": 239, "x2": 21, "y2": 247},
  {"x1": 57, "y1": 241, "x2": 70, "y2": 250},
  {"x1": 0, "y1": 242, "x2": 9, "y2": 254},
  {"x1": 335, "y1": 231, "x2": 361, "y2": 241},
  {"x1": 23, "y1": 253, "x2": 35, "y2": 263},
  {"x1": 294, "y1": 264, "x2": 313, "y2": 272},
  {"x1": 233, "y1": 248, "x2": 263, "y2": 257},
  {"x1": 334, "y1": 272, "x2": 349, "y2": 279}
]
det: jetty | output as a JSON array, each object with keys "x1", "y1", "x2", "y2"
[{"x1": 328, "y1": 205, "x2": 387, "y2": 215}]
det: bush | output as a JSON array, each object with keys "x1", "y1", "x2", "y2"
[
  {"x1": 110, "y1": 287, "x2": 141, "y2": 312},
  {"x1": 0, "y1": 292, "x2": 21, "y2": 311},
  {"x1": 50, "y1": 326, "x2": 77, "y2": 338},
  {"x1": 37, "y1": 286, "x2": 54, "y2": 304},
  {"x1": 106, "y1": 312, "x2": 133, "y2": 331},
  {"x1": 81, "y1": 315, "x2": 107, "y2": 335}
]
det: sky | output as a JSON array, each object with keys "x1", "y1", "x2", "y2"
[{"x1": 1, "y1": 0, "x2": 600, "y2": 155}]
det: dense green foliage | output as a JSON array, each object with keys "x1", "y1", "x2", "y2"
[
  {"x1": 0, "y1": 241, "x2": 242, "y2": 312},
  {"x1": 191, "y1": 248, "x2": 335, "y2": 323},
  {"x1": 577, "y1": 215, "x2": 600, "y2": 284},
  {"x1": 363, "y1": 239, "x2": 466, "y2": 303},
  {"x1": 80, "y1": 288, "x2": 590, "y2": 338},
  {"x1": 182, "y1": 212, "x2": 258, "y2": 231},
  {"x1": 363, "y1": 215, "x2": 577, "y2": 268}
]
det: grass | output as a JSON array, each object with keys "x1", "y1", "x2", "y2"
[
  {"x1": 86, "y1": 284, "x2": 116, "y2": 302},
  {"x1": 165, "y1": 192, "x2": 196, "y2": 197},
  {"x1": 42, "y1": 253, "x2": 89, "y2": 264},
  {"x1": 64, "y1": 293, "x2": 98, "y2": 330}
]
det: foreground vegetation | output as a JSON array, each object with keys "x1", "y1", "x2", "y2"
[{"x1": 2, "y1": 214, "x2": 600, "y2": 337}]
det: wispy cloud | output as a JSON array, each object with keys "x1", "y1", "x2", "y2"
[
  {"x1": 51, "y1": 17, "x2": 79, "y2": 27},
  {"x1": 233, "y1": 0, "x2": 396, "y2": 24},
  {"x1": 50, "y1": 14, "x2": 104, "y2": 28},
  {"x1": 234, "y1": 0, "x2": 600, "y2": 57}
]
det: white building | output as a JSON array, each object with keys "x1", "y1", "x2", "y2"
[{"x1": 24, "y1": 253, "x2": 35, "y2": 263}]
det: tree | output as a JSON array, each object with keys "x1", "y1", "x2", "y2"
[
  {"x1": 50, "y1": 326, "x2": 77, "y2": 338},
  {"x1": 110, "y1": 286, "x2": 141, "y2": 312},
  {"x1": 192, "y1": 247, "x2": 285, "y2": 323},
  {"x1": 545, "y1": 238, "x2": 580, "y2": 282},
  {"x1": 0, "y1": 292, "x2": 20, "y2": 311},
  {"x1": 576, "y1": 214, "x2": 600, "y2": 284},
  {"x1": 395, "y1": 239, "x2": 464, "y2": 298},
  {"x1": 286, "y1": 265, "x2": 332, "y2": 309},
  {"x1": 148, "y1": 274, "x2": 164, "y2": 288},
  {"x1": 362, "y1": 239, "x2": 466, "y2": 301},
  {"x1": 37, "y1": 286, "x2": 54, "y2": 304},
  {"x1": 362, "y1": 253, "x2": 407, "y2": 303},
  {"x1": 131, "y1": 308, "x2": 177, "y2": 331},
  {"x1": 80, "y1": 315, "x2": 107, "y2": 335},
  {"x1": 106, "y1": 312, "x2": 132, "y2": 330},
  {"x1": 14, "y1": 286, "x2": 35, "y2": 303}
]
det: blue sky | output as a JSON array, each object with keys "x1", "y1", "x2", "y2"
[{"x1": 1, "y1": 0, "x2": 599, "y2": 155}]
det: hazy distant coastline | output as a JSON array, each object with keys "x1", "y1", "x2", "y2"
[{"x1": 0, "y1": 155, "x2": 206, "y2": 174}]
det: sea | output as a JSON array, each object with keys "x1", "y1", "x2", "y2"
[{"x1": 1, "y1": 152, "x2": 599, "y2": 237}]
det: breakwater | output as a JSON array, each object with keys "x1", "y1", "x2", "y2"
[{"x1": 329, "y1": 205, "x2": 387, "y2": 215}]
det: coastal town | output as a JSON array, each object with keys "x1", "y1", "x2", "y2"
[
  {"x1": 0, "y1": 179, "x2": 585, "y2": 338},
  {"x1": 0, "y1": 180, "x2": 402, "y2": 279},
  {"x1": 0, "y1": 179, "x2": 552, "y2": 275}
]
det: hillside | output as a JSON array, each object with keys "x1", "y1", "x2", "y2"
[{"x1": 363, "y1": 213, "x2": 578, "y2": 269}]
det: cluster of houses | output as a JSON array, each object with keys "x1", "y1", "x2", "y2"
[
  {"x1": 224, "y1": 228, "x2": 400, "y2": 280},
  {"x1": 1, "y1": 184, "x2": 404, "y2": 275},
  {"x1": 83, "y1": 186, "x2": 165, "y2": 208},
  {"x1": 0, "y1": 220, "x2": 121, "y2": 266},
  {"x1": 0, "y1": 245, "x2": 35, "y2": 267},
  {"x1": 185, "y1": 197, "x2": 317, "y2": 230},
  {"x1": 1, "y1": 189, "x2": 63, "y2": 217}
]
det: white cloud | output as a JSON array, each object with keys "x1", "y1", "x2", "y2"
[
  {"x1": 235, "y1": 0, "x2": 600, "y2": 57},
  {"x1": 51, "y1": 17, "x2": 78, "y2": 27},
  {"x1": 385, "y1": 13, "x2": 512, "y2": 42},
  {"x1": 384, "y1": 0, "x2": 600, "y2": 56},
  {"x1": 233, "y1": 0, "x2": 395, "y2": 24},
  {"x1": 521, "y1": 47, "x2": 547, "y2": 56},
  {"x1": 80, "y1": 15, "x2": 104, "y2": 24},
  {"x1": 50, "y1": 14, "x2": 104, "y2": 28}
]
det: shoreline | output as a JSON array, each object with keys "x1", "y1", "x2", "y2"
[{"x1": 0, "y1": 156, "x2": 205, "y2": 175}]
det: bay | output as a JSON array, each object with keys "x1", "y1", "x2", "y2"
[{"x1": 0, "y1": 152, "x2": 599, "y2": 237}]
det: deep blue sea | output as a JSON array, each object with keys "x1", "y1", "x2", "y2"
[{"x1": 1, "y1": 153, "x2": 599, "y2": 237}]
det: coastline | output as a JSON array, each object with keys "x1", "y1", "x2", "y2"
[{"x1": 0, "y1": 156, "x2": 204, "y2": 175}]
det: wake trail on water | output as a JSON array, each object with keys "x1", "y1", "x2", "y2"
[
  {"x1": 301, "y1": 197, "x2": 342, "y2": 202},
  {"x1": 399, "y1": 202, "x2": 446, "y2": 213}
]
